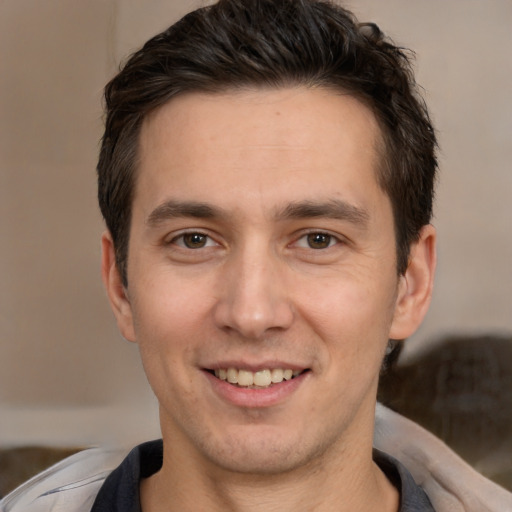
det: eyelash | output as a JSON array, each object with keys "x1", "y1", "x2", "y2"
[
  {"x1": 293, "y1": 231, "x2": 342, "y2": 250},
  {"x1": 168, "y1": 231, "x2": 218, "y2": 249},
  {"x1": 166, "y1": 230, "x2": 344, "y2": 252}
]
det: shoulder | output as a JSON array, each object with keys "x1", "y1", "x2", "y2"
[
  {"x1": 0, "y1": 447, "x2": 126, "y2": 512},
  {"x1": 374, "y1": 403, "x2": 512, "y2": 512}
]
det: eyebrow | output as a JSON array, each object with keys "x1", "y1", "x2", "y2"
[
  {"x1": 146, "y1": 198, "x2": 370, "y2": 228},
  {"x1": 277, "y1": 199, "x2": 370, "y2": 227},
  {"x1": 146, "y1": 200, "x2": 226, "y2": 227}
]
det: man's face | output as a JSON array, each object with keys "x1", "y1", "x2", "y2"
[{"x1": 106, "y1": 87, "x2": 421, "y2": 474}]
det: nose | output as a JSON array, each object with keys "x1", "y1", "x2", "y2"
[{"x1": 213, "y1": 246, "x2": 294, "y2": 339}]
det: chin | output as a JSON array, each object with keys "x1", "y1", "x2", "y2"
[
  {"x1": 197, "y1": 426, "x2": 332, "y2": 476},
  {"x1": 207, "y1": 449, "x2": 307, "y2": 476}
]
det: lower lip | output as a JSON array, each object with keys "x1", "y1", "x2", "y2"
[{"x1": 203, "y1": 371, "x2": 308, "y2": 408}]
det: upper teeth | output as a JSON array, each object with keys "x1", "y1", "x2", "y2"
[{"x1": 214, "y1": 368, "x2": 301, "y2": 387}]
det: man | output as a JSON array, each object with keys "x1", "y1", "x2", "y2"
[
  {"x1": 95, "y1": 0, "x2": 438, "y2": 509},
  {"x1": 2, "y1": 1, "x2": 512, "y2": 511}
]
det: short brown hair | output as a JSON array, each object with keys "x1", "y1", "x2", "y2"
[{"x1": 98, "y1": 0, "x2": 437, "y2": 285}]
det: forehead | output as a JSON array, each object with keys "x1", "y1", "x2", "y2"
[
  {"x1": 136, "y1": 87, "x2": 385, "y2": 214},
  {"x1": 141, "y1": 86, "x2": 381, "y2": 150}
]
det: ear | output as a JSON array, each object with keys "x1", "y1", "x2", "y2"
[
  {"x1": 101, "y1": 231, "x2": 136, "y2": 342},
  {"x1": 389, "y1": 224, "x2": 437, "y2": 340}
]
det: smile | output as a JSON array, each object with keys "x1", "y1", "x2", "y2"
[{"x1": 213, "y1": 368, "x2": 304, "y2": 388}]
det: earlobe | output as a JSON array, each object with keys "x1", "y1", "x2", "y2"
[
  {"x1": 389, "y1": 224, "x2": 437, "y2": 340},
  {"x1": 101, "y1": 231, "x2": 137, "y2": 342}
]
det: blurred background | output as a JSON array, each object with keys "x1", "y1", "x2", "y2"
[{"x1": 0, "y1": 0, "x2": 511, "y2": 493}]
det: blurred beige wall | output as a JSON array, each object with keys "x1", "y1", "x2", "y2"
[{"x1": 1, "y1": 0, "x2": 511, "y2": 447}]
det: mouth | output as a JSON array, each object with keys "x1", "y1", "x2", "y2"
[{"x1": 207, "y1": 368, "x2": 309, "y2": 389}]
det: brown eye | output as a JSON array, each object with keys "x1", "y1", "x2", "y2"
[
  {"x1": 307, "y1": 233, "x2": 333, "y2": 249},
  {"x1": 182, "y1": 233, "x2": 208, "y2": 248}
]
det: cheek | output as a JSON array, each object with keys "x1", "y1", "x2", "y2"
[
  {"x1": 128, "y1": 284, "x2": 208, "y2": 390},
  {"x1": 299, "y1": 272, "x2": 396, "y2": 330},
  {"x1": 297, "y1": 272, "x2": 397, "y2": 363},
  {"x1": 131, "y1": 270, "x2": 214, "y2": 337},
  {"x1": 133, "y1": 299, "x2": 199, "y2": 410}
]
